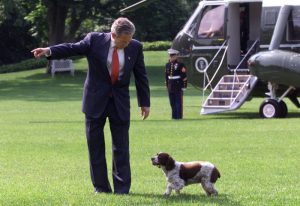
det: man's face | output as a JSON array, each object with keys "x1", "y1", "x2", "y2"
[
  {"x1": 112, "y1": 32, "x2": 132, "y2": 49},
  {"x1": 169, "y1": 54, "x2": 177, "y2": 62}
]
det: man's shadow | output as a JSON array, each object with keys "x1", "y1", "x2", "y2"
[{"x1": 129, "y1": 192, "x2": 242, "y2": 206}]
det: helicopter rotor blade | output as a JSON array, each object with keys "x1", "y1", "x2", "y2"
[{"x1": 119, "y1": 0, "x2": 158, "y2": 14}]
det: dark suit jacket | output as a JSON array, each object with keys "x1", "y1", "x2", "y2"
[{"x1": 49, "y1": 32, "x2": 150, "y2": 121}]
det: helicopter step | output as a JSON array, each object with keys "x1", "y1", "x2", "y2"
[{"x1": 201, "y1": 74, "x2": 258, "y2": 115}]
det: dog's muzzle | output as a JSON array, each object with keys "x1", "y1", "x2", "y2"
[{"x1": 151, "y1": 157, "x2": 161, "y2": 167}]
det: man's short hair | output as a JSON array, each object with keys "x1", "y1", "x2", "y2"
[{"x1": 111, "y1": 17, "x2": 136, "y2": 37}]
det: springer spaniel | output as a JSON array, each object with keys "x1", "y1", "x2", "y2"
[{"x1": 151, "y1": 152, "x2": 220, "y2": 196}]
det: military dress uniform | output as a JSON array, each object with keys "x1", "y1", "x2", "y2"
[{"x1": 165, "y1": 49, "x2": 187, "y2": 119}]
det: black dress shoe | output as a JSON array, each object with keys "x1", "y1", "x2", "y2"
[{"x1": 94, "y1": 188, "x2": 112, "y2": 194}]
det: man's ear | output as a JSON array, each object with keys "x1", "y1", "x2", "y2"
[{"x1": 111, "y1": 32, "x2": 117, "y2": 40}]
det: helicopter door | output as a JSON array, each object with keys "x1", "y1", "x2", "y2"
[
  {"x1": 189, "y1": 3, "x2": 227, "y2": 86},
  {"x1": 227, "y1": 2, "x2": 262, "y2": 70}
]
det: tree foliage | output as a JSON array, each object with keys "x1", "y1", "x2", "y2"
[
  {"x1": 0, "y1": 0, "x2": 39, "y2": 64},
  {"x1": 27, "y1": 0, "x2": 125, "y2": 45},
  {"x1": 124, "y1": 0, "x2": 199, "y2": 41},
  {"x1": 0, "y1": 0, "x2": 199, "y2": 65}
]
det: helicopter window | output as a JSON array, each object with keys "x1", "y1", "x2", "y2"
[
  {"x1": 186, "y1": 14, "x2": 200, "y2": 37},
  {"x1": 287, "y1": 8, "x2": 300, "y2": 41},
  {"x1": 197, "y1": 5, "x2": 225, "y2": 39}
]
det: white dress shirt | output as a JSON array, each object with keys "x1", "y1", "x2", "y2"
[{"x1": 107, "y1": 39, "x2": 125, "y2": 79}]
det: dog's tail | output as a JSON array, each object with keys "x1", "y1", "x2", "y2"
[{"x1": 210, "y1": 167, "x2": 221, "y2": 183}]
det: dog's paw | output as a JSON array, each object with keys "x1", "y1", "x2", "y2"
[
  {"x1": 207, "y1": 191, "x2": 218, "y2": 197},
  {"x1": 164, "y1": 193, "x2": 171, "y2": 198}
]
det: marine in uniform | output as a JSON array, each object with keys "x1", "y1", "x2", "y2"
[{"x1": 165, "y1": 48, "x2": 187, "y2": 119}]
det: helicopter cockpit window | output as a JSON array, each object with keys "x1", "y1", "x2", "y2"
[
  {"x1": 287, "y1": 8, "x2": 300, "y2": 41},
  {"x1": 182, "y1": 4, "x2": 202, "y2": 38},
  {"x1": 197, "y1": 5, "x2": 225, "y2": 39}
]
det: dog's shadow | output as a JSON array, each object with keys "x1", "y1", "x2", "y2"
[{"x1": 130, "y1": 192, "x2": 242, "y2": 205}]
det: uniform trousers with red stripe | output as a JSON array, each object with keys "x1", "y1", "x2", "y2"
[{"x1": 168, "y1": 90, "x2": 183, "y2": 119}]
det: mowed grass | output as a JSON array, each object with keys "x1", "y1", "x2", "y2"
[{"x1": 0, "y1": 51, "x2": 300, "y2": 206}]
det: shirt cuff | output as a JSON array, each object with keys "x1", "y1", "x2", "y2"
[{"x1": 45, "y1": 47, "x2": 51, "y2": 57}]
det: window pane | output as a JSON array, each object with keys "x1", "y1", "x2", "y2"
[
  {"x1": 287, "y1": 8, "x2": 300, "y2": 41},
  {"x1": 186, "y1": 14, "x2": 200, "y2": 37},
  {"x1": 198, "y1": 5, "x2": 225, "y2": 38},
  {"x1": 265, "y1": 11, "x2": 277, "y2": 26}
]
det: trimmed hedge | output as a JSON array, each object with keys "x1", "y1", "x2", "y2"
[
  {"x1": 0, "y1": 41, "x2": 172, "y2": 74},
  {"x1": 0, "y1": 58, "x2": 48, "y2": 74},
  {"x1": 142, "y1": 41, "x2": 172, "y2": 51}
]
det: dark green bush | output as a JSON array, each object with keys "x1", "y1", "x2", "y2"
[
  {"x1": 0, "y1": 58, "x2": 48, "y2": 74},
  {"x1": 0, "y1": 41, "x2": 171, "y2": 74},
  {"x1": 142, "y1": 41, "x2": 172, "y2": 51}
]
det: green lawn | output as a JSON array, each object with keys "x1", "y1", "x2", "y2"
[{"x1": 0, "y1": 51, "x2": 300, "y2": 206}]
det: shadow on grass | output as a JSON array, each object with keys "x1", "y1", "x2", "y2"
[
  {"x1": 130, "y1": 192, "x2": 241, "y2": 206},
  {"x1": 22, "y1": 70, "x2": 87, "y2": 80},
  {"x1": 0, "y1": 71, "x2": 86, "y2": 102},
  {"x1": 205, "y1": 111, "x2": 300, "y2": 119},
  {"x1": 0, "y1": 66, "x2": 198, "y2": 101},
  {"x1": 130, "y1": 110, "x2": 300, "y2": 122},
  {"x1": 28, "y1": 120, "x2": 83, "y2": 124},
  {"x1": 0, "y1": 62, "x2": 204, "y2": 100}
]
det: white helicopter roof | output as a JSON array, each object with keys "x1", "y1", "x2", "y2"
[
  {"x1": 204, "y1": 0, "x2": 300, "y2": 7},
  {"x1": 262, "y1": 0, "x2": 300, "y2": 7}
]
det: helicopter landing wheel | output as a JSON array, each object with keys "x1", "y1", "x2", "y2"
[
  {"x1": 259, "y1": 99, "x2": 281, "y2": 118},
  {"x1": 278, "y1": 100, "x2": 288, "y2": 118}
]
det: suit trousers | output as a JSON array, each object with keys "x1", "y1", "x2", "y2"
[{"x1": 85, "y1": 97, "x2": 131, "y2": 194}]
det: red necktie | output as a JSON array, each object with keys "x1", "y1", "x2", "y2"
[{"x1": 111, "y1": 47, "x2": 119, "y2": 84}]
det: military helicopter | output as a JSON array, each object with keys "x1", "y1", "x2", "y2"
[{"x1": 121, "y1": 0, "x2": 300, "y2": 118}]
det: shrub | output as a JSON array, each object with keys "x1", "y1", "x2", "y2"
[
  {"x1": 0, "y1": 41, "x2": 172, "y2": 73},
  {"x1": 0, "y1": 58, "x2": 48, "y2": 74},
  {"x1": 142, "y1": 41, "x2": 172, "y2": 51}
]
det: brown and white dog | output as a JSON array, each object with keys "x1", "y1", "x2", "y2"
[{"x1": 151, "y1": 152, "x2": 220, "y2": 196}]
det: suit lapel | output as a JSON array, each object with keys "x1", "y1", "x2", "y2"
[
  {"x1": 104, "y1": 33, "x2": 111, "y2": 59},
  {"x1": 121, "y1": 46, "x2": 132, "y2": 83},
  {"x1": 103, "y1": 33, "x2": 112, "y2": 81}
]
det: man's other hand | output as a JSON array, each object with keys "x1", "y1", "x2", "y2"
[{"x1": 141, "y1": 107, "x2": 150, "y2": 120}]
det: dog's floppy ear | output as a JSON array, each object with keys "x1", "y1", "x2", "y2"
[{"x1": 165, "y1": 156, "x2": 175, "y2": 171}]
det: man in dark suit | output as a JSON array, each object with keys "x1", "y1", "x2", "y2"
[{"x1": 32, "y1": 17, "x2": 150, "y2": 194}]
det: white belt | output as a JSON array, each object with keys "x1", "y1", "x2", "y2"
[{"x1": 168, "y1": 76, "x2": 180, "y2": 80}]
